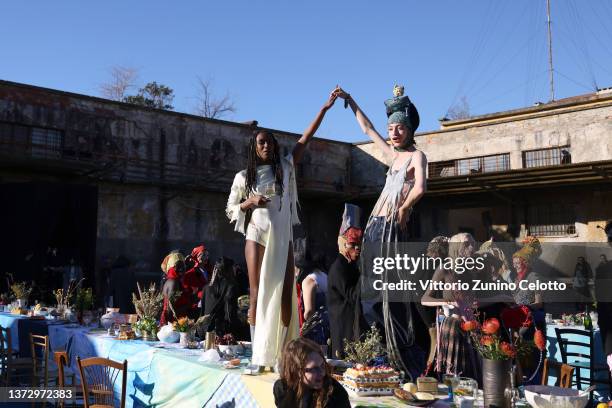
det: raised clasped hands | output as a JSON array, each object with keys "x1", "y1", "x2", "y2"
[
  {"x1": 322, "y1": 91, "x2": 338, "y2": 111},
  {"x1": 331, "y1": 85, "x2": 350, "y2": 100}
]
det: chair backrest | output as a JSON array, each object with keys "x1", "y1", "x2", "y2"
[
  {"x1": 77, "y1": 356, "x2": 127, "y2": 408},
  {"x1": 30, "y1": 334, "x2": 50, "y2": 385},
  {"x1": 54, "y1": 351, "x2": 69, "y2": 388},
  {"x1": 542, "y1": 358, "x2": 575, "y2": 388},
  {"x1": 554, "y1": 328, "x2": 594, "y2": 366},
  {"x1": 0, "y1": 326, "x2": 14, "y2": 359}
]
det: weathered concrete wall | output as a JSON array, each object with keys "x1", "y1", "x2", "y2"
[
  {"x1": 351, "y1": 100, "x2": 612, "y2": 188},
  {"x1": 0, "y1": 81, "x2": 354, "y2": 282},
  {"x1": 421, "y1": 104, "x2": 612, "y2": 165}
]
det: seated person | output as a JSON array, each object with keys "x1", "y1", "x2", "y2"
[{"x1": 273, "y1": 337, "x2": 350, "y2": 408}]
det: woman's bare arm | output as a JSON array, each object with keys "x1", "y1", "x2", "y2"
[
  {"x1": 302, "y1": 277, "x2": 317, "y2": 320},
  {"x1": 333, "y1": 87, "x2": 394, "y2": 161},
  {"x1": 421, "y1": 268, "x2": 456, "y2": 307},
  {"x1": 293, "y1": 94, "x2": 337, "y2": 164}
]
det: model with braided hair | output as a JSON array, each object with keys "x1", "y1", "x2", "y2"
[{"x1": 226, "y1": 93, "x2": 337, "y2": 371}]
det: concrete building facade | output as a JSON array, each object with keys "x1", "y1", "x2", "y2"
[{"x1": 1, "y1": 80, "x2": 611, "y2": 297}]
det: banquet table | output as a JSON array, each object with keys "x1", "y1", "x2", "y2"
[
  {"x1": 48, "y1": 324, "x2": 260, "y2": 407},
  {"x1": 48, "y1": 324, "x2": 468, "y2": 408},
  {"x1": 0, "y1": 312, "x2": 52, "y2": 357}
]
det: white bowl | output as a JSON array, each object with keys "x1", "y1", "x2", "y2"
[{"x1": 524, "y1": 385, "x2": 589, "y2": 408}]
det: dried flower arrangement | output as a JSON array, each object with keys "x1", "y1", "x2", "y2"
[
  {"x1": 11, "y1": 282, "x2": 32, "y2": 300},
  {"x1": 132, "y1": 283, "x2": 163, "y2": 320},
  {"x1": 342, "y1": 324, "x2": 384, "y2": 365}
]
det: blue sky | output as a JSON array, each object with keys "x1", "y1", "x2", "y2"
[{"x1": 2, "y1": 1, "x2": 612, "y2": 142}]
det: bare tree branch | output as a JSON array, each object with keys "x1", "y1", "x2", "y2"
[
  {"x1": 99, "y1": 66, "x2": 139, "y2": 101},
  {"x1": 193, "y1": 76, "x2": 236, "y2": 119},
  {"x1": 447, "y1": 96, "x2": 471, "y2": 120}
]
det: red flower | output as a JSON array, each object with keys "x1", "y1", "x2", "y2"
[
  {"x1": 480, "y1": 335, "x2": 494, "y2": 347},
  {"x1": 534, "y1": 329, "x2": 546, "y2": 351},
  {"x1": 461, "y1": 320, "x2": 480, "y2": 332},
  {"x1": 501, "y1": 306, "x2": 533, "y2": 330},
  {"x1": 500, "y1": 342, "x2": 517, "y2": 358},
  {"x1": 482, "y1": 318, "x2": 500, "y2": 335}
]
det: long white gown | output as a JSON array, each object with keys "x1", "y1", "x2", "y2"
[{"x1": 226, "y1": 154, "x2": 300, "y2": 367}]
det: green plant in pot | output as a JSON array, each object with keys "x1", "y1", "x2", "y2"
[
  {"x1": 132, "y1": 283, "x2": 163, "y2": 340},
  {"x1": 75, "y1": 287, "x2": 94, "y2": 324},
  {"x1": 134, "y1": 317, "x2": 158, "y2": 340}
]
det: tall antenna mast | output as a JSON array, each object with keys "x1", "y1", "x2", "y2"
[{"x1": 546, "y1": 0, "x2": 555, "y2": 101}]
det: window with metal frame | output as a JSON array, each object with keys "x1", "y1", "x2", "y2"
[
  {"x1": 31, "y1": 127, "x2": 63, "y2": 158},
  {"x1": 428, "y1": 153, "x2": 510, "y2": 178},
  {"x1": 523, "y1": 146, "x2": 571, "y2": 168},
  {"x1": 527, "y1": 203, "x2": 576, "y2": 237}
]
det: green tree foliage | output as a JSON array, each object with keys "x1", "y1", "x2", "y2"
[{"x1": 123, "y1": 81, "x2": 175, "y2": 110}]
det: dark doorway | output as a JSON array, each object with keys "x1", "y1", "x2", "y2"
[{"x1": 0, "y1": 182, "x2": 98, "y2": 301}]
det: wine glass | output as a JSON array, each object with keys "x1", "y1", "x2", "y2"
[{"x1": 261, "y1": 182, "x2": 276, "y2": 199}]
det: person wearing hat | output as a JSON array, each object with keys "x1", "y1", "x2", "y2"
[
  {"x1": 327, "y1": 204, "x2": 367, "y2": 360},
  {"x1": 160, "y1": 252, "x2": 190, "y2": 326},
  {"x1": 512, "y1": 236, "x2": 543, "y2": 310},
  {"x1": 511, "y1": 236, "x2": 546, "y2": 384},
  {"x1": 183, "y1": 244, "x2": 211, "y2": 314},
  {"x1": 333, "y1": 86, "x2": 427, "y2": 378}
]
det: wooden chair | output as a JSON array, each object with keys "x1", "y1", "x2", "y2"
[
  {"x1": 542, "y1": 358, "x2": 575, "y2": 388},
  {"x1": 77, "y1": 357, "x2": 127, "y2": 408},
  {"x1": 54, "y1": 351, "x2": 81, "y2": 408},
  {"x1": 0, "y1": 325, "x2": 33, "y2": 386},
  {"x1": 30, "y1": 334, "x2": 58, "y2": 387},
  {"x1": 555, "y1": 327, "x2": 611, "y2": 399}
]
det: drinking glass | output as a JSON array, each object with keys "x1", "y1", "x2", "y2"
[
  {"x1": 453, "y1": 377, "x2": 477, "y2": 404},
  {"x1": 443, "y1": 373, "x2": 459, "y2": 398},
  {"x1": 261, "y1": 182, "x2": 276, "y2": 198}
]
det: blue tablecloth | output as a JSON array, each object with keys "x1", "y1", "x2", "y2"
[
  {"x1": 0, "y1": 312, "x2": 50, "y2": 357},
  {"x1": 48, "y1": 325, "x2": 259, "y2": 408}
]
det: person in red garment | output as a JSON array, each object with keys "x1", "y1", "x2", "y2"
[
  {"x1": 160, "y1": 252, "x2": 192, "y2": 325},
  {"x1": 183, "y1": 244, "x2": 211, "y2": 315}
]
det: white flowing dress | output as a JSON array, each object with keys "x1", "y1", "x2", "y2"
[{"x1": 226, "y1": 154, "x2": 300, "y2": 366}]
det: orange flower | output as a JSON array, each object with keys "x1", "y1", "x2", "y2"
[
  {"x1": 534, "y1": 329, "x2": 546, "y2": 351},
  {"x1": 500, "y1": 342, "x2": 516, "y2": 358},
  {"x1": 482, "y1": 318, "x2": 500, "y2": 335},
  {"x1": 480, "y1": 335, "x2": 494, "y2": 347},
  {"x1": 461, "y1": 320, "x2": 480, "y2": 332}
]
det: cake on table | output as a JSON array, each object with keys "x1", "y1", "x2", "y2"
[{"x1": 341, "y1": 364, "x2": 400, "y2": 396}]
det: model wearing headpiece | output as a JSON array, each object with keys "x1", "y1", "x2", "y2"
[
  {"x1": 226, "y1": 93, "x2": 337, "y2": 371},
  {"x1": 511, "y1": 236, "x2": 546, "y2": 384},
  {"x1": 183, "y1": 245, "x2": 210, "y2": 312},
  {"x1": 160, "y1": 252, "x2": 192, "y2": 326},
  {"x1": 327, "y1": 204, "x2": 367, "y2": 359},
  {"x1": 512, "y1": 236, "x2": 543, "y2": 308},
  {"x1": 333, "y1": 85, "x2": 427, "y2": 378}
]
